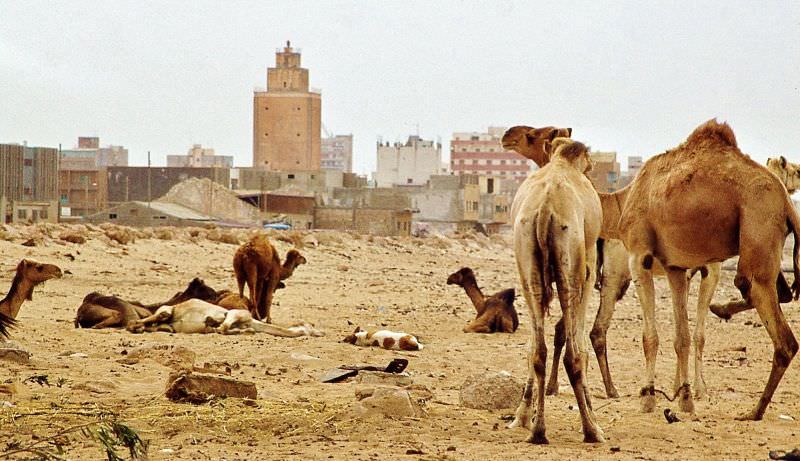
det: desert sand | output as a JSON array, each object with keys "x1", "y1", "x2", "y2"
[{"x1": 1, "y1": 223, "x2": 799, "y2": 460}]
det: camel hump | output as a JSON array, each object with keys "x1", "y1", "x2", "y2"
[{"x1": 685, "y1": 118, "x2": 737, "y2": 149}]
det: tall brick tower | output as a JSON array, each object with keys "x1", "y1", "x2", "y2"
[{"x1": 253, "y1": 41, "x2": 321, "y2": 170}]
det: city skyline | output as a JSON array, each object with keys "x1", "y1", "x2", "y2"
[{"x1": 1, "y1": 1, "x2": 798, "y2": 174}]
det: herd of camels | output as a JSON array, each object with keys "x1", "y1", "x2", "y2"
[{"x1": 1, "y1": 118, "x2": 799, "y2": 445}]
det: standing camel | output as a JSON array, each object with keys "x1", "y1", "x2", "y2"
[
  {"x1": 233, "y1": 235, "x2": 305, "y2": 322},
  {"x1": 618, "y1": 119, "x2": 799, "y2": 419},
  {"x1": 504, "y1": 125, "x2": 720, "y2": 400},
  {"x1": 508, "y1": 137, "x2": 604, "y2": 444}
]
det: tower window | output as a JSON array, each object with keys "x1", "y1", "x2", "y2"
[
  {"x1": 265, "y1": 106, "x2": 269, "y2": 110},
  {"x1": 296, "y1": 133, "x2": 300, "y2": 136},
  {"x1": 265, "y1": 132, "x2": 269, "y2": 137},
  {"x1": 283, "y1": 82, "x2": 287, "y2": 88}
]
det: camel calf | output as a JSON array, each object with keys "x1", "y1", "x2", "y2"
[
  {"x1": 447, "y1": 267, "x2": 518, "y2": 333},
  {"x1": 509, "y1": 138, "x2": 603, "y2": 444},
  {"x1": 128, "y1": 299, "x2": 324, "y2": 337}
]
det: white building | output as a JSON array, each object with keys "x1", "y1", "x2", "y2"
[
  {"x1": 373, "y1": 135, "x2": 442, "y2": 187},
  {"x1": 167, "y1": 144, "x2": 233, "y2": 168}
]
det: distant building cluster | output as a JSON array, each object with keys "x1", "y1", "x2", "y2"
[{"x1": 0, "y1": 41, "x2": 648, "y2": 236}]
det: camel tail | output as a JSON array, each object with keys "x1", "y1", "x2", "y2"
[
  {"x1": 534, "y1": 210, "x2": 555, "y2": 314},
  {"x1": 0, "y1": 312, "x2": 15, "y2": 338},
  {"x1": 787, "y1": 198, "x2": 800, "y2": 299}
]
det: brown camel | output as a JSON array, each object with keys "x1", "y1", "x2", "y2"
[
  {"x1": 446, "y1": 267, "x2": 518, "y2": 333},
  {"x1": 618, "y1": 119, "x2": 799, "y2": 420},
  {"x1": 504, "y1": 125, "x2": 720, "y2": 400},
  {"x1": 1, "y1": 259, "x2": 62, "y2": 326},
  {"x1": 233, "y1": 234, "x2": 305, "y2": 322},
  {"x1": 74, "y1": 277, "x2": 287, "y2": 329},
  {"x1": 508, "y1": 138, "x2": 604, "y2": 444}
]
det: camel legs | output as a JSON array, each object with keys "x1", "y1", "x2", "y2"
[
  {"x1": 735, "y1": 244, "x2": 798, "y2": 420},
  {"x1": 630, "y1": 254, "x2": 658, "y2": 412},
  {"x1": 665, "y1": 268, "x2": 694, "y2": 413},
  {"x1": 691, "y1": 263, "x2": 720, "y2": 399},
  {"x1": 507, "y1": 289, "x2": 543, "y2": 433},
  {"x1": 546, "y1": 317, "x2": 566, "y2": 395},
  {"x1": 246, "y1": 272, "x2": 261, "y2": 320},
  {"x1": 89, "y1": 309, "x2": 125, "y2": 329},
  {"x1": 463, "y1": 311, "x2": 495, "y2": 333},
  {"x1": 589, "y1": 273, "x2": 623, "y2": 399}
]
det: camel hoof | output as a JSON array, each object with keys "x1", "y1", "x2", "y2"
[
  {"x1": 507, "y1": 416, "x2": 530, "y2": 429},
  {"x1": 709, "y1": 304, "x2": 732, "y2": 321},
  {"x1": 694, "y1": 383, "x2": 707, "y2": 400},
  {"x1": 735, "y1": 410, "x2": 762, "y2": 421},
  {"x1": 606, "y1": 388, "x2": 620, "y2": 399},
  {"x1": 526, "y1": 430, "x2": 549, "y2": 445},
  {"x1": 583, "y1": 428, "x2": 605, "y2": 444},
  {"x1": 678, "y1": 385, "x2": 695, "y2": 413},
  {"x1": 545, "y1": 386, "x2": 559, "y2": 396}
]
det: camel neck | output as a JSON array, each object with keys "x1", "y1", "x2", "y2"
[
  {"x1": 598, "y1": 184, "x2": 631, "y2": 240},
  {"x1": 461, "y1": 279, "x2": 485, "y2": 315},
  {"x1": 280, "y1": 261, "x2": 297, "y2": 280},
  {"x1": 0, "y1": 272, "x2": 34, "y2": 319}
]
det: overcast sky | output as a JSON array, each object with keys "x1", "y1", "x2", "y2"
[{"x1": 1, "y1": 1, "x2": 798, "y2": 174}]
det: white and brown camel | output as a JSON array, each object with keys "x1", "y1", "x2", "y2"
[
  {"x1": 617, "y1": 119, "x2": 799, "y2": 420},
  {"x1": 508, "y1": 137, "x2": 604, "y2": 444},
  {"x1": 0, "y1": 259, "x2": 62, "y2": 337},
  {"x1": 127, "y1": 298, "x2": 324, "y2": 337},
  {"x1": 504, "y1": 125, "x2": 720, "y2": 400}
]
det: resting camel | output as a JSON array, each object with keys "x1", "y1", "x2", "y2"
[
  {"x1": 508, "y1": 138, "x2": 604, "y2": 444},
  {"x1": 617, "y1": 119, "x2": 800, "y2": 420},
  {"x1": 1, "y1": 259, "x2": 62, "y2": 328},
  {"x1": 446, "y1": 267, "x2": 518, "y2": 333},
  {"x1": 709, "y1": 155, "x2": 800, "y2": 320},
  {"x1": 127, "y1": 299, "x2": 324, "y2": 337},
  {"x1": 504, "y1": 125, "x2": 720, "y2": 400},
  {"x1": 233, "y1": 234, "x2": 306, "y2": 322}
]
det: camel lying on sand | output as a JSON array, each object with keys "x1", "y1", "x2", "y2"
[
  {"x1": 127, "y1": 299, "x2": 324, "y2": 337},
  {"x1": 508, "y1": 138, "x2": 604, "y2": 444},
  {"x1": 234, "y1": 234, "x2": 306, "y2": 322},
  {"x1": 617, "y1": 119, "x2": 800, "y2": 420},
  {"x1": 447, "y1": 267, "x2": 518, "y2": 333},
  {"x1": 504, "y1": 125, "x2": 720, "y2": 400},
  {"x1": 0, "y1": 259, "x2": 62, "y2": 337}
]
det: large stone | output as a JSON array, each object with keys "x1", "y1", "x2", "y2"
[
  {"x1": 165, "y1": 372, "x2": 257, "y2": 403},
  {"x1": 357, "y1": 371, "x2": 414, "y2": 387},
  {"x1": 459, "y1": 371, "x2": 523, "y2": 410},
  {"x1": 0, "y1": 348, "x2": 31, "y2": 364},
  {"x1": 352, "y1": 385, "x2": 419, "y2": 419}
]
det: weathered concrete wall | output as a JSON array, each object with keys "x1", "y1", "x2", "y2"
[{"x1": 158, "y1": 177, "x2": 262, "y2": 225}]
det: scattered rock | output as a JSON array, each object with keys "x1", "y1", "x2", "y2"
[
  {"x1": 352, "y1": 385, "x2": 420, "y2": 419},
  {"x1": 59, "y1": 231, "x2": 86, "y2": 244},
  {"x1": 72, "y1": 380, "x2": 118, "y2": 394},
  {"x1": 289, "y1": 352, "x2": 320, "y2": 361},
  {"x1": 105, "y1": 227, "x2": 135, "y2": 245},
  {"x1": 357, "y1": 371, "x2": 414, "y2": 387},
  {"x1": 0, "y1": 347, "x2": 31, "y2": 364},
  {"x1": 69, "y1": 352, "x2": 89, "y2": 358},
  {"x1": 459, "y1": 371, "x2": 523, "y2": 410},
  {"x1": 165, "y1": 371, "x2": 257, "y2": 403},
  {"x1": 117, "y1": 344, "x2": 196, "y2": 370}
]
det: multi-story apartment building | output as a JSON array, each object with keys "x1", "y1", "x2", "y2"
[
  {"x1": 61, "y1": 137, "x2": 128, "y2": 169},
  {"x1": 374, "y1": 135, "x2": 443, "y2": 187},
  {"x1": 586, "y1": 151, "x2": 622, "y2": 192},
  {"x1": 253, "y1": 41, "x2": 321, "y2": 171},
  {"x1": 321, "y1": 134, "x2": 353, "y2": 172},
  {"x1": 450, "y1": 127, "x2": 534, "y2": 182},
  {"x1": 167, "y1": 144, "x2": 233, "y2": 168},
  {"x1": 1, "y1": 143, "x2": 59, "y2": 222}
]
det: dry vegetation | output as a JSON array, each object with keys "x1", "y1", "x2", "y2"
[{"x1": 1, "y1": 223, "x2": 799, "y2": 460}]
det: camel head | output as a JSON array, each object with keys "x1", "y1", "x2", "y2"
[
  {"x1": 184, "y1": 278, "x2": 219, "y2": 302},
  {"x1": 284, "y1": 249, "x2": 307, "y2": 268},
  {"x1": 767, "y1": 156, "x2": 800, "y2": 194},
  {"x1": 447, "y1": 267, "x2": 476, "y2": 286},
  {"x1": 16, "y1": 259, "x2": 62, "y2": 288},
  {"x1": 502, "y1": 125, "x2": 573, "y2": 168},
  {"x1": 551, "y1": 138, "x2": 593, "y2": 174},
  {"x1": 342, "y1": 326, "x2": 363, "y2": 344}
]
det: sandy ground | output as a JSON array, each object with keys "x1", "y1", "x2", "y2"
[{"x1": 1, "y1": 224, "x2": 799, "y2": 460}]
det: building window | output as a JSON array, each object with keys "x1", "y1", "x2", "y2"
[
  {"x1": 265, "y1": 132, "x2": 269, "y2": 137},
  {"x1": 23, "y1": 159, "x2": 33, "y2": 166},
  {"x1": 407, "y1": 178, "x2": 413, "y2": 184},
  {"x1": 500, "y1": 160, "x2": 506, "y2": 165},
  {"x1": 296, "y1": 133, "x2": 301, "y2": 136},
  {"x1": 40, "y1": 209, "x2": 48, "y2": 219},
  {"x1": 109, "y1": 213, "x2": 117, "y2": 219},
  {"x1": 17, "y1": 209, "x2": 27, "y2": 220},
  {"x1": 288, "y1": 174, "x2": 295, "y2": 179}
]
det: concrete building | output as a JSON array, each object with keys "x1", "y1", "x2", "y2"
[
  {"x1": 0, "y1": 143, "x2": 59, "y2": 223},
  {"x1": 234, "y1": 168, "x2": 362, "y2": 194},
  {"x1": 618, "y1": 155, "x2": 643, "y2": 188},
  {"x1": 314, "y1": 206, "x2": 412, "y2": 237},
  {"x1": 586, "y1": 151, "x2": 622, "y2": 192},
  {"x1": 450, "y1": 127, "x2": 534, "y2": 182},
  {"x1": 321, "y1": 134, "x2": 353, "y2": 172},
  {"x1": 406, "y1": 174, "x2": 480, "y2": 233},
  {"x1": 61, "y1": 137, "x2": 128, "y2": 168},
  {"x1": 167, "y1": 144, "x2": 234, "y2": 168},
  {"x1": 253, "y1": 41, "x2": 321, "y2": 171},
  {"x1": 374, "y1": 135, "x2": 443, "y2": 187},
  {"x1": 59, "y1": 169, "x2": 108, "y2": 217},
  {"x1": 84, "y1": 201, "x2": 215, "y2": 227},
  {"x1": 261, "y1": 191, "x2": 316, "y2": 230},
  {"x1": 105, "y1": 166, "x2": 230, "y2": 205}
]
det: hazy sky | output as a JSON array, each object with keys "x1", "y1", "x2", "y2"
[{"x1": 1, "y1": 1, "x2": 798, "y2": 174}]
